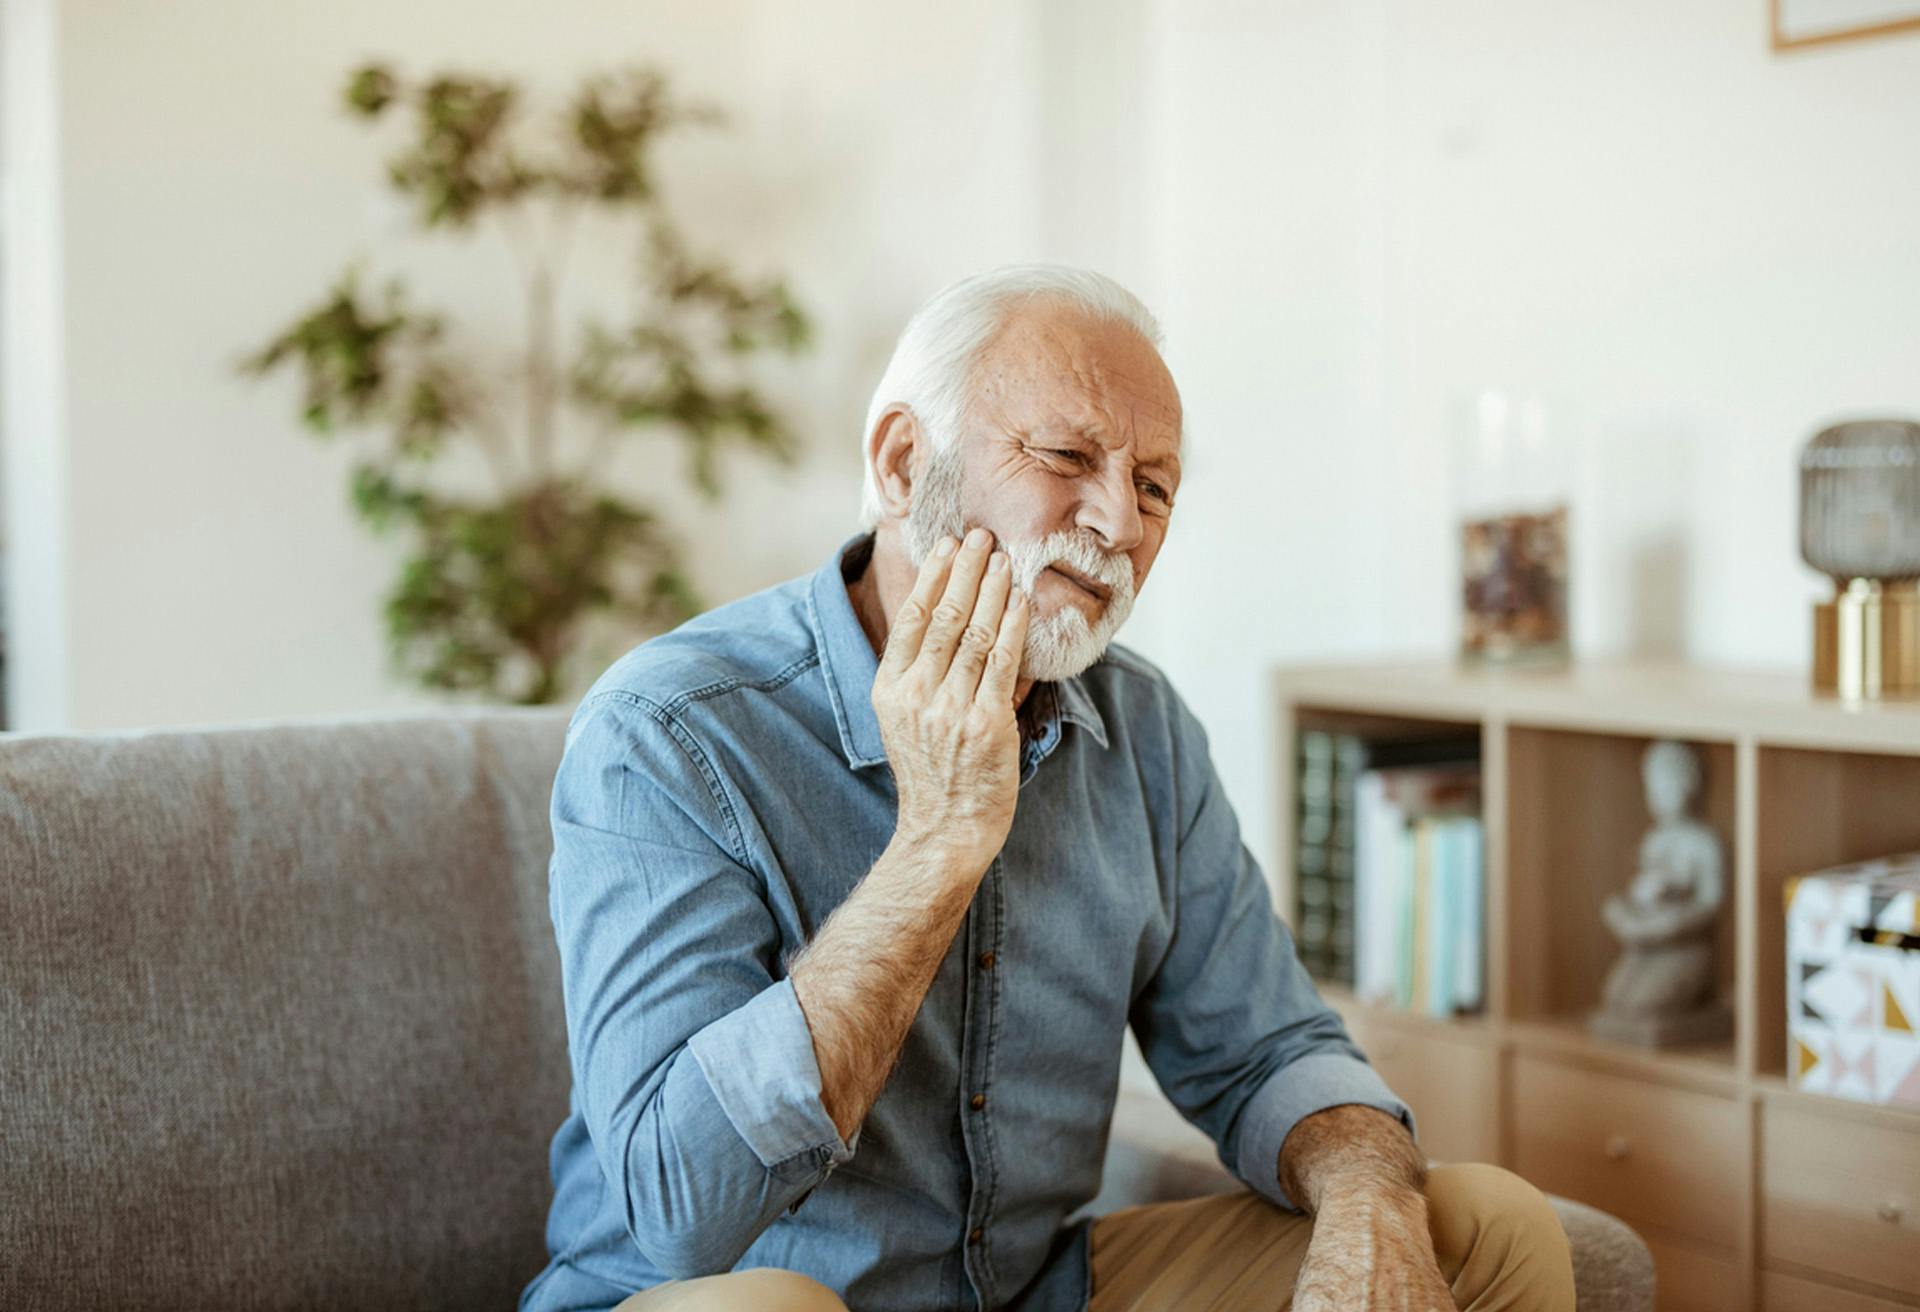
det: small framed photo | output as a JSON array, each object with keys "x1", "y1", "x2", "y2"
[{"x1": 1773, "y1": 0, "x2": 1920, "y2": 48}]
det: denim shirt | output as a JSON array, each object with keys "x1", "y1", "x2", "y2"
[{"x1": 520, "y1": 531, "x2": 1412, "y2": 1312}]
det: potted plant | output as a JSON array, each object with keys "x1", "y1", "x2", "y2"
[{"x1": 240, "y1": 61, "x2": 809, "y2": 703}]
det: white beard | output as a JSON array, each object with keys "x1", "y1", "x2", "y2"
[{"x1": 904, "y1": 441, "x2": 1136, "y2": 682}]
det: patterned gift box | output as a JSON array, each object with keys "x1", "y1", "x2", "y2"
[{"x1": 1785, "y1": 850, "x2": 1920, "y2": 1109}]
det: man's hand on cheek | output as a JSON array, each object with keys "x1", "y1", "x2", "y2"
[
  {"x1": 1280, "y1": 1104, "x2": 1454, "y2": 1311},
  {"x1": 871, "y1": 528, "x2": 1030, "y2": 872}
]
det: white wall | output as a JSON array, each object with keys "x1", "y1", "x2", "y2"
[
  {"x1": 9, "y1": 0, "x2": 1920, "y2": 897},
  {"x1": 1, "y1": 0, "x2": 71, "y2": 730},
  {"x1": 6, "y1": 0, "x2": 1045, "y2": 730},
  {"x1": 1135, "y1": 0, "x2": 1920, "y2": 888}
]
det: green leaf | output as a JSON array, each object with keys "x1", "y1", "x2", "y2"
[{"x1": 345, "y1": 64, "x2": 397, "y2": 116}]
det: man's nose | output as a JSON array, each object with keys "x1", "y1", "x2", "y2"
[{"x1": 1077, "y1": 461, "x2": 1145, "y2": 557}]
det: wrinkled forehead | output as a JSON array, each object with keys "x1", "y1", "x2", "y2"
[{"x1": 973, "y1": 304, "x2": 1182, "y2": 457}]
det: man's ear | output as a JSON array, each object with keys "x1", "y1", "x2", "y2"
[{"x1": 867, "y1": 404, "x2": 923, "y2": 521}]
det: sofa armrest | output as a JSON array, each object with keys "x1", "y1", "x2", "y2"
[{"x1": 1546, "y1": 1196, "x2": 1655, "y2": 1312}]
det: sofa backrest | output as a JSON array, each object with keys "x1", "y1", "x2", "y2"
[{"x1": 0, "y1": 707, "x2": 575, "y2": 1310}]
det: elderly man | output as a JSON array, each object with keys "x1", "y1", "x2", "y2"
[{"x1": 520, "y1": 267, "x2": 1575, "y2": 1312}]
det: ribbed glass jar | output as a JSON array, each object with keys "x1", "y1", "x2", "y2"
[{"x1": 1799, "y1": 419, "x2": 1920, "y2": 582}]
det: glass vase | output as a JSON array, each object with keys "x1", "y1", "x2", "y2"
[{"x1": 1454, "y1": 389, "x2": 1571, "y2": 668}]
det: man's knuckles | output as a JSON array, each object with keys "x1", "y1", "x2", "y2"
[
  {"x1": 929, "y1": 600, "x2": 969, "y2": 630},
  {"x1": 959, "y1": 622, "x2": 996, "y2": 651}
]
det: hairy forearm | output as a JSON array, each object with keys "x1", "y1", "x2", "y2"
[
  {"x1": 1280, "y1": 1104, "x2": 1452, "y2": 1309},
  {"x1": 1278, "y1": 1102, "x2": 1427, "y2": 1215},
  {"x1": 786, "y1": 835, "x2": 984, "y2": 1142}
]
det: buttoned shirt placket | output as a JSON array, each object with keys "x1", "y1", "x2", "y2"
[
  {"x1": 960, "y1": 688, "x2": 1066, "y2": 1309},
  {"x1": 958, "y1": 849, "x2": 1002, "y2": 1307}
]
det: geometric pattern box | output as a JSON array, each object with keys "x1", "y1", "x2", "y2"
[{"x1": 1786, "y1": 850, "x2": 1920, "y2": 1109}]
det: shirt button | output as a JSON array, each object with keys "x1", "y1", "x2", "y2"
[
  {"x1": 969, "y1": 1227, "x2": 984, "y2": 1245},
  {"x1": 970, "y1": 1092, "x2": 986, "y2": 1110},
  {"x1": 978, "y1": 951, "x2": 995, "y2": 969}
]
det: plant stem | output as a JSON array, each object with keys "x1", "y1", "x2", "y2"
[
  {"x1": 581, "y1": 414, "x2": 621, "y2": 480},
  {"x1": 469, "y1": 408, "x2": 520, "y2": 494},
  {"x1": 549, "y1": 201, "x2": 583, "y2": 478},
  {"x1": 552, "y1": 199, "x2": 580, "y2": 284},
  {"x1": 527, "y1": 256, "x2": 556, "y2": 482},
  {"x1": 490, "y1": 200, "x2": 542, "y2": 492}
]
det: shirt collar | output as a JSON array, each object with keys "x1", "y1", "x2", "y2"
[
  {"x1": 1035, "y1": 659, "x2": 1111, "y2": 751},
  {"x1": 805, "y1": 530, "x2": 1110, "y2": 771}
]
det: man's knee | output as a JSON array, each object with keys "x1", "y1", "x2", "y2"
[
  {"x1": 1425, "y1": 1162, "x2": 1576, "y2": 1308},
  {"x1": 617, "y1": 1268, "x2": 849, "y2": 1312},
  {"x1": 728, "y1": 1269, "x2": 849, "y2": 1312},
  {"x1": 1428, "y1": 1161, "x2": 1558, "y2": 1231}
]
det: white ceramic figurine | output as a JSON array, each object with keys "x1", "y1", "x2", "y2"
[{"x1": 1589, "y1": 739, "x2": 1733, "y2": 1047}]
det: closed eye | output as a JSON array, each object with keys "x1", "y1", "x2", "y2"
[{"x1": 1041, "y1": 445, "x2": 1172, "y2": 506}]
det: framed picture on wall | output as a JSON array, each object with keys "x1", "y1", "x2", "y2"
[{"x1": 1773, "y1": 0, "x2": 1920, "y2": 48}]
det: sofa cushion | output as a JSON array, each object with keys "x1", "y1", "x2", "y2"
[{"x1": 0, "y1": 709, "x2": 573, "y2": 1310}]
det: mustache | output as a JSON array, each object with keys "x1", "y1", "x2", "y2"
[{"x1": 1009, "y1": 531, "x2": 1134, "y2": 597}]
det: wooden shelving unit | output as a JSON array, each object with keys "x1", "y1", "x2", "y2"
[{"x1": 1272, "y1": 660, "x2": 1920, "y2": 1312}]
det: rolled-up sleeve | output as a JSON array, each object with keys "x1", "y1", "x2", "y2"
[
  {"x1": 686, "y1": 976, "x2": 860, "y2": 1172},
  {"x1": 548, "y1": 691, "x2": 857, "y2": 1280},
  {"x1": 1128, "y1": 694, "x2": 1414, "y2": 1214}
]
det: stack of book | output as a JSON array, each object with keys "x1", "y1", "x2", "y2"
[
  {"x1": 1293, "y1": 730, "x2": 1367, "y2": 984},
  {"x1": 1353, "y1": 765, "x2": 1484, "y2": 1017},
  {"x1": 1294, "y1": 729, "x2": 1483, "y2": 1015}
]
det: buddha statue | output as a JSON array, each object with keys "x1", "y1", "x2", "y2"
[{"x1": 1588, "y1": 739, "x2": 1734, "y2": 1047}]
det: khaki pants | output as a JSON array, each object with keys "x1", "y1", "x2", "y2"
[{"x1": 615, "y1": 1162, "x2": 1578, "y2": 1311}]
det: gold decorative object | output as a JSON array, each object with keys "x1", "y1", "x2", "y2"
[{"x1": 1799, "y1": 419, "x2": 1920, "y2": 701}]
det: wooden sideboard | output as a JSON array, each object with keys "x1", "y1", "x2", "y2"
[{"x1": 1272, "y1": 660, "x2": 1920, "y2": 1312}]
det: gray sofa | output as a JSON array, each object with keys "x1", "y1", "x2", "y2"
[{"x1": 0, "y1": 708, "x2": 1653, "y2": 1310}]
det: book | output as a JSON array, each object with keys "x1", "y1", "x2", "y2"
[
  {"x1": 1345, "y1": 760, "x2": 1484, "y2": 1017},
  {"x1": 1353, "y1": 770, "x2": 1404, "y2": 1003},
  {"x1": 1410, "y1": 819, "x2": 1433, "y2": 1013},
  {"x1": 1293, "y1": 730, "x2": 1342, "y2": 984},
  {"x1": 1425, "y1": 819, "x2": 1454, "y2": 1018},
  {"x1": 1451, "y1": 818, "x2": 1485, "y2": 1013},
  {"x1": 1295, "y1": 728, "x2": 1479, "y2": 990}
]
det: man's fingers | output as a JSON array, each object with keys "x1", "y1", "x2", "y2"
[
  {"x1": 914, "y1": 529, "x2": 996, "y2": 677},
  {"x1": 880, "y1": 536, "x2": 958, "y2": 674},
  {"x1": 975, "y1": 584, "x2": 1029, "y2": 709},
  {"x1": 942, "y1": 549, "x2": 1012, "y2": 697}
]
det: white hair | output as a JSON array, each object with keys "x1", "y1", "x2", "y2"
[{"x1": 857, "y1": 264, "x2": 1165, "y2": 529}]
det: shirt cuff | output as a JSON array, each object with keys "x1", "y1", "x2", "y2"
[
  {"x1": 686, "y1": 975, "x2": 862, "y2": 1171},
  {"x1": 1232, "y1": 1050, "x2": 1417, "y2": 1213}
]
